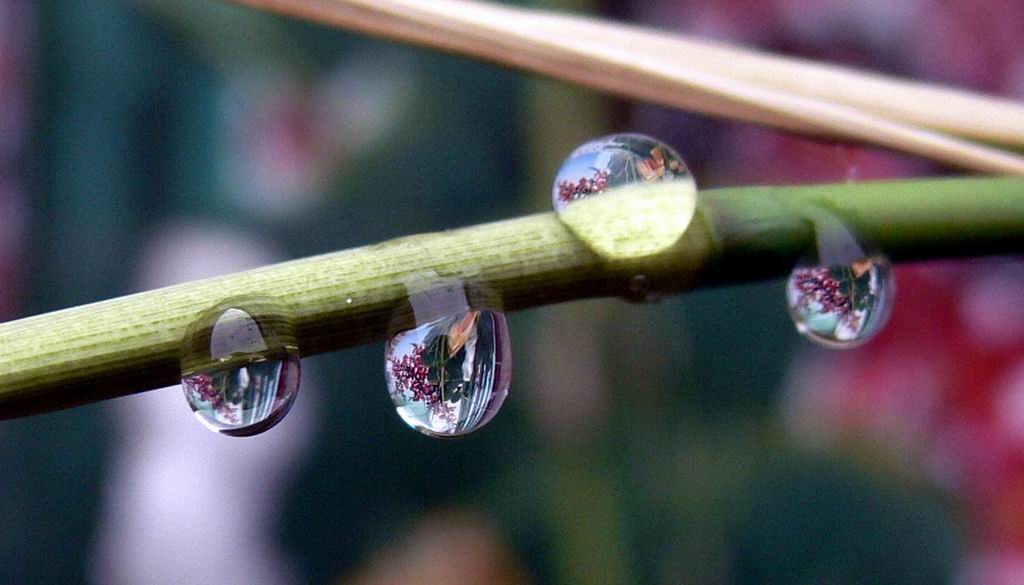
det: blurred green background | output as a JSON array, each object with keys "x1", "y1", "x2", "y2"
[{"x1": 7, "y1": 0, "x2": 1024, "y2": 583}]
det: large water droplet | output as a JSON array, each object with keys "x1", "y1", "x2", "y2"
[
  {"x1": 552, "y1": 133, "x2": 693, "y2": 213},
  {"x1": 786, "y1": 211, "x2": 894, "y2": 348},
  {"x1": 181, "y1": 298, "x2": 301, "y2": 436},
  {"x1": 385, "y1": 278, "x2": 511, "y2": 437}
]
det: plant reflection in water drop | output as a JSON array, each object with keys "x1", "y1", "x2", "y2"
[
  {"x1": 386, "y1": 309, "x2": 510, "y2": 437},
  {"x1": 552, "y1": 133, "x2": 691, "y2": 212},
  {"x1": 786, "y1": 210, "x2": 894, "y2": 348},
  {"x1": 181, "y1": 301, "x2": 301, "y2": 436}
]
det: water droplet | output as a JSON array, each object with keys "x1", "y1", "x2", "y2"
[
  {"x1": 181, "y1": 298, "x2": 301, "y2": 436},
  {"x1": 834, "y1": 144, "x2": 862, "y2": 183},
  {"x1": 385, "y1": 278, "x2": 511, "y2": 437},
  {"x1": 786, "y1": 211, "x2": 895, "y2": 348},
  {"x1": 550, "y1": 134, "x2": 699, "y2": 272},
  {"x1": 626, "y1": 274, "x2": 663, "y2": 304},
  {"x1": 552, "y1": 133, "x2": 693, "y2": 213}
]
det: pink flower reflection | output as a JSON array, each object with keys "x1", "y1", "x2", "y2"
[{"x1": 787, "y1": 262, "x2": 1024, "y2": 563}]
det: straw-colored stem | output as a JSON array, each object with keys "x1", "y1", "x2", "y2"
[
  {"x1": 522, "y1": 11, "x2": 1024, "y2": 148},
  {"x1": 0, "y1": 177, "x2": 1021, "y2": 419},
  {"x1": 224, "y1": 0, "x2": 1024, "y2": 174}
]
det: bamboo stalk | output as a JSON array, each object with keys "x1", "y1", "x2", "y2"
[
  {"x1": 226, "y1": 0, "x2": 1024, "y2": 173},
  {"x1": 521, "y1": 10, "x2": 1024, "y2": 148},
  {"x1": 1, "y1": 177, "x2": 1021, "y2": 419}
]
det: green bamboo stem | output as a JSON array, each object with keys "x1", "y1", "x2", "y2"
[{"x1": 0, "y1": 176, "x2": 1022, "y2": 419}]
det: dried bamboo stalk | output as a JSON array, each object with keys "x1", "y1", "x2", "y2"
[
  {"x1": 227, "y1": 0, "x2": 1024, "y2": 173},
  {"x1": 522, "y1": 9, "x2": 1024, "y2": 148}
]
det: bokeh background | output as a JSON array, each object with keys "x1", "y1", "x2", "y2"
[{"x1": 1, "y1": 0, "x2": 1023, "y2": 583}]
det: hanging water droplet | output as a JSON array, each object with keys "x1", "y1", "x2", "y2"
[
  {"x1": 385, "y1": 277, "x2": 511, "y2": 437},
  {"x1": 786, "y1": 211, "x2": 895, "y2": 348},
  {"x1": 626, "y1": 274, "x2": 663, "y2": 304},
  {"x1": 551, "y1": 133, "x2": 694, "y2": 213},
  {"x1": 181, "y1": 298, "x2": 301, "y2": 436}
]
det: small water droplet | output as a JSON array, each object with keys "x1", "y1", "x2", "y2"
[
  {"x1": 181, "y1": 298, "x2": 301, "y2": 436},
  {"x1": 786, "y1": 211, "x2": 894, "y2": 348},
  {"x1": 834, "y1": 144, "x2": 862, "y2": 183},
  {"x1": 385, "y1": 279, "x2": 510, "y2": 437},
  {"x1": 626, "y1": 274, "x2": 663, "y2": 304},
  {"x1": 345, "y1": 297, "x2": 353, "y2": 304},
  {"x1": 552, "y1": 133, "x2": 693, "y2": 213}
]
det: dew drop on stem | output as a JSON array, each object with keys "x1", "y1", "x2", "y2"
[
  {"x1": 786, "y1": 210, "x2": 895, "y2": 349},
  {"x1": 180, "y1": 298, "x2": 301, "y2": 436},
  {"x1": 552, "y1": 133, "x2": 698, "y2": 301},
  {"x1": 385, "y1": 278, "x2": 511, "y2": 437},
  {"x1": 551, "y1": 132, "x2": 694, "y2": 213}
]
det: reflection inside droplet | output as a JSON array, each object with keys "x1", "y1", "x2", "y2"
[
  {"x1": 786, "y1": 210, "x2": 894, "y2": 348},
  {"x1": 385, "y1": 278, "x2": 511, "y2": 437},
  {"x1": 552, "y1": 133, "x2": 693, "y2": 213},
  {"x1": 181, "y1": 298, "x2": 301, "y2": 436},
  {"x1": 550, "y1": 133, "x2": 699, "y2": 262}
]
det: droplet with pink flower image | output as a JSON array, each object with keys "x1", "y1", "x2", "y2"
[
  {"x1": 551, "y1": 133, "x2": 693, "y2": 213},
  {"x1": 786, "y1": 209, "x2": 895, "y2": 349},
  {"x1": 181, "y1": 298, "x2": 301, "y2": 436},
  {"x1": 385, "y1": 279, "x2": 511, "y2": 437}
]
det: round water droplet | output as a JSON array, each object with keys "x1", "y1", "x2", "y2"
[
  {"x1": 786, "y1": 212, "x2": 894, "y2": 348},
  {"x1": 181, "y1": 298, "x2": 301, "y2": 436},
  {"x1": 385, "y1": 309, "x2": 511, "y2": 437},
  {"x1": 626, "y1": 274, "x2": 663, "y2": 304},
  {"x1": 551, "y1": 133, "x2": 693, "y2": 213}
]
